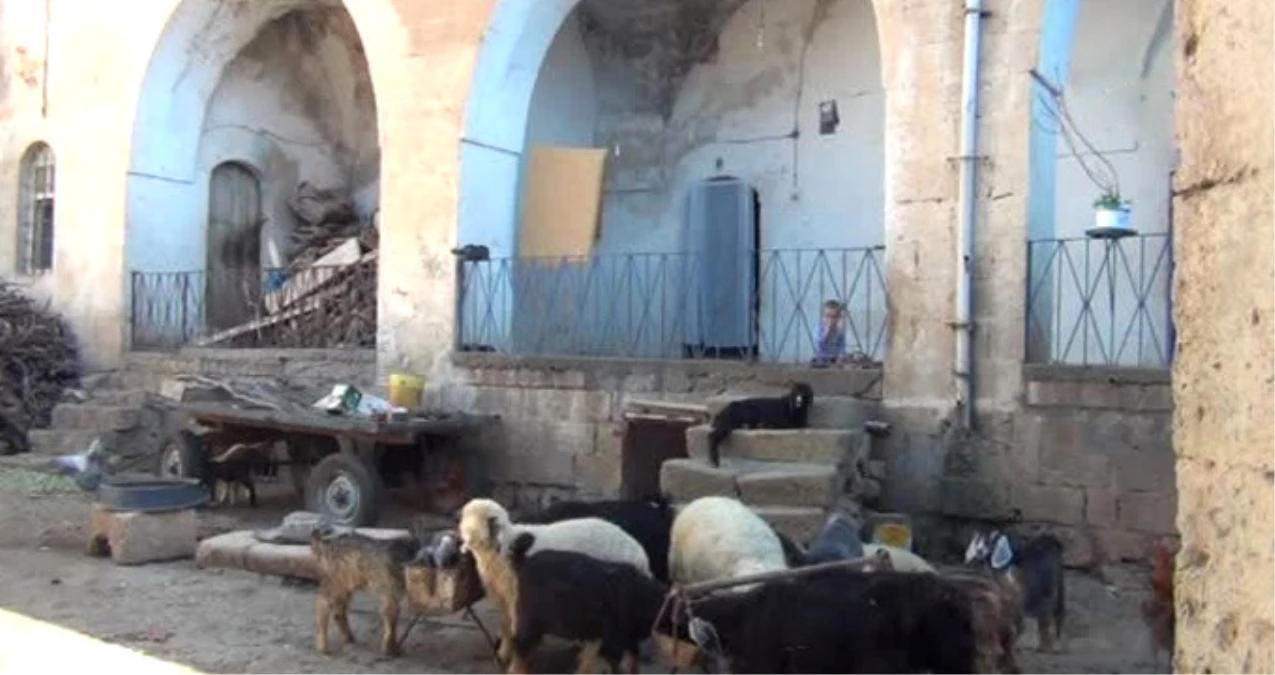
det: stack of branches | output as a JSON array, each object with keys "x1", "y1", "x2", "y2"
[
  {"x1": 285, "y1": 181, "x2": 372, "y2": 272},
  {"x1": 219, "y1": 257, "x2": 377, "y2": 349},
  {"x1": 0, "y1": 282, "x2": 81, "y2": 454}
]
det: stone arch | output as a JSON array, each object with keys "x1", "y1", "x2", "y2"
[
  {"x1": 1027, "y1": 0, "x2": 1177, "y2": 366},
  {"x1": 457, "y1": 0, "x2": 887, "y2": 362},
  {"x1": 124, "y1": 0, "x2": 389, "y2": 277}
]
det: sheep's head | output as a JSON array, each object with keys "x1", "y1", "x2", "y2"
[
  {"x1": 458, "y1": 498, "x2": 510, "y2": 554},
  {"x1": 965, "y1": 530, "x2": 1015, "y2": 571}
]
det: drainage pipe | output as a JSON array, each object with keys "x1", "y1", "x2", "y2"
[{"x1": 955, "y1": 0, "x2": 984, "y2": 428}]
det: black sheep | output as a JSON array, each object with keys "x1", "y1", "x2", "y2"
[
  {"x1": 520, "y1": 493, "x2": 676, "y2": 583},
  {"x1": 665, "y1": 570, "x2": 978, "y2": 674},
  {"x1": 707, "y1": 382, "x2": 815, "y2": 467},
  {"x1": 506, "y1": 532, "x2": 670, "y2": 674}
]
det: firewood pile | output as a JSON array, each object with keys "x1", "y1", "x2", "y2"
[
  {"x1": 0, "y1": 282, "x2": 81, "y2": 454},
  {"x1": 198, "y1": 182, "x2": 378, "y2": 350}
]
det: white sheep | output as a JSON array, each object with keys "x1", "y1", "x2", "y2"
[
  {"x1": 457, "y1": 498, "x2": 652, "y2": 665},
  {"x1": 668, "y1": 496, "x2": 789, "y2": 591},
  {"x1": 862, "y1": 542, "x2": 937, "y2": 574}
]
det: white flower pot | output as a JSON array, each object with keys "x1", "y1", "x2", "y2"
[{"x1": 1093, "y1": 207, "x2": 1132, "y2": 232}]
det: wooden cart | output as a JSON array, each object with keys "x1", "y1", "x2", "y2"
[{"x1": 155, "y1": 401, "x2": 496, "y2": 527}]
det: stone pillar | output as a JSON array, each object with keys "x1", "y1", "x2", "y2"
[
  {"x1": 371, "y1": 0, "x2": 498, "y2": 393},
  {"x1": 1170, "y1": 0, "x2": 1274, "y2": 671}
]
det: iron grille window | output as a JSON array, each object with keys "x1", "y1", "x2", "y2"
[{"x1": 17, "y1": 142, "x2": 55, "y2": 274}]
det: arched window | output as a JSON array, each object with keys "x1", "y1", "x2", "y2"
[{"x1": 17, "y1": 142, "x2": 56, "y2": 274}]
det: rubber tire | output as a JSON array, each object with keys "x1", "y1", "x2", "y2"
[
  {"x1": 305, "y1": 453, "x2": 384, "y2": 528},
  {"x1": 155, "y1": 430, "x2": 206, "y2": 480}
]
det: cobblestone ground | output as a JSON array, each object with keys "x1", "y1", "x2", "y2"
[{"x1": 0, "y1": 462, "x2": 1164, "y2": 674}]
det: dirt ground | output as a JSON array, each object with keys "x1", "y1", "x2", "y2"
[{"x1": 0, "y1": 462, "x2": 1168, "y2": 674}]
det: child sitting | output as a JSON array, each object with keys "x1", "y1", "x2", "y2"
[{"x1": 812, "y1": 299, "x2": 846, "y2": 366}]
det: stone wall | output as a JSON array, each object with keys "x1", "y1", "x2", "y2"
[
  {"x1": 438, "y1": 353, "x2": 882, "y2": 511},
  {"x1": 1170, "y1": 0, "x2": 1274, "y2": 671},
  {"x1": 437, "y1": 353, "x2": 1176, "y2": 570},
  {"x1": 832, "y1": 364, "x2": 1176, "y2": 567}
]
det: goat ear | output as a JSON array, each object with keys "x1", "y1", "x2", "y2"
[
  {"x1": 964, "y1": 532, "x2": 985, "y2": 564},
  {"x1": 990, "y1": 533, "x2": 1014, "y2": 570}
]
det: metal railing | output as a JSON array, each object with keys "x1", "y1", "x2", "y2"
[
  {"x1": 456, "y1": 247, "x2": 889, "y2": 365},
  {"x1": 130, "y1": 261, "x2": 377, "y2": 351},
  {"x1": 1025, "y1": 233, "x2": 1173, "y2": 368}
]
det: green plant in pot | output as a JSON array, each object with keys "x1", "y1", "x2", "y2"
[{"x1": 1091, "y1": 190, "x2": 1134, "y2": 235}]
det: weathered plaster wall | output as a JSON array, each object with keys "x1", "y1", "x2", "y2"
[
  {"x1": 1029, "y1": 0, "x2": 1177, "y2": 368},
  {"x1": 462, "y1": 0, "x2": 887, "y2": 363},
  {"x1": 1171, "y1": 0, "x2": 1274, "y2": 670},
  {"x1": 0, "y1": 0, "x2": 56, "y2": 301},
  {"x1": 139, "y1": 5, "x2": 380, "y2": 274}
]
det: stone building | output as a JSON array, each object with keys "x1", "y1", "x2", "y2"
[
  {"x1": 1170, "y1": 0, "x2": 1273, "y2": 670},
  {"x1": 1, "y1": 0, "x2": 1183, "y2": 566}
]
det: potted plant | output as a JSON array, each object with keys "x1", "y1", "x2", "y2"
[{"x1": 1089, "y1": 190, "x2": 1135, "y2": 238}]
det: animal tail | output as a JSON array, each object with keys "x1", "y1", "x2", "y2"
[{"x1": 508, "y1": 531, "x2": 537, "y2": 569}]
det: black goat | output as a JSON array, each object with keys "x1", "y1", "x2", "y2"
[
  {"x1": 707, "y1": 383, "x2": 815, "y2": 467},
  {"x1": 506, "y1": 533, "x2": 669, "y2": 674},
  {"x1": 520, "y1": 493, "x2": 676, "y2": 583},
  {"x1": 665, "y1": 570, "x2": 978, "y2": 674},
  {"x1": 966, "y1": 529, "x2": 1067, "y2": 652}
]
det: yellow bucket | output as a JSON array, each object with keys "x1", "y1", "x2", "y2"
[{"x1": 388, "y1": 372, "x2": 425, "y2": 409}]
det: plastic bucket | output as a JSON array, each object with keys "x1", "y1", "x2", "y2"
[{"x1": 388, "y1": 372, "x2": 425, "y2": 409}]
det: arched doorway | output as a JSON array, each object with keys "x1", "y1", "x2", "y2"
[
  {"x1": 125, "y1": 0, "x2": 381, "y2": 348},
  {"x1": 205, "y1": 161, "x2": 263, "y2": 330},
  {"x1": 457, "y1": 0, "x2": 887, "y2": 363}
]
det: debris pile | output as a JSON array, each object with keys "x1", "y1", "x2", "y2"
[
  {"x1": 200, "y1": 182, "x2": 378, "y2": 349},
  {"x1": 0, "y1": 281, "x2": 81, "y2": 454}
]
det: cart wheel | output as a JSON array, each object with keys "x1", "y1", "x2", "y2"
[
  {"x1": 155, "y1": 430, "x2": 206, "y2": 480},
  {"x1": 306, "y1": 453, "x2": 383, "y2": 527}
]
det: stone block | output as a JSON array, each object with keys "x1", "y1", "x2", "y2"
[
  {"x1": 521, "y1": 389, "x2": 612, "y2": 423},
  {"x1": 660, "y1": 459, "x2": 737, "y2": 502},
  {"x1": 1085, "y1": 488, "x2": 1119, "y2": 528},
  {"x1": 939, "y1": 478, "x2": 1010, "y2": 520},
  {"x1": 1016, "y1": 485, "x2": 1085, "y2": 525},
  {"x1": 88, "y1": 505, "x2": 198, "y2": 566},
  {"x1": 1112, "y1": 445, "x2": 1176, "y2": 494},
  {"x1": 1117, "y1": 492, "x2": 1178, "y2": 535},
  {"x1": 504, "y1": 419, "x2": 597, "y2": 458},
  {"x1": 52, "y1": 404, "x2": 140, "y2": 432},
  {"x1": 750, "y1": 505, "x2": 827, "y2": 547},
  {"x1": 1094, "y1": 528, "x2": 1152, "y2": 563},
  {"x1": 1038, "y1": 414, "x2": 1112, "y2": 488},
  {"x1": 28, "y1": 430, "x2": 101, "y2": 456},
  {"x1": 685, "y1": 426, "x2": 861, "y2": 465},
  {"x1": 735, "y1": 463, "x2": 839, "y2": 509},
  {"x1": 575, "y1": 451, "x2": 622, "y2": 497},
  {"x1": 1025, "y1": 380, "x2": 1080, "y2": 407},
  {"x1": 499, "y1": 450, "x2": 576, "y2": 485},
  {"x1": 1119, "y1": 384, "x2": 1174, "y2": 412}
]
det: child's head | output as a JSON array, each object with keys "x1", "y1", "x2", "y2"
[{"x1": 822, "y1": 299, "x2": 843, "y2": 325}]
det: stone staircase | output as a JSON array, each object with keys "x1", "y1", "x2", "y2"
[
  {"x1": 26, "y1": 357, "x2": 182, "y2": 465},
  {"x1": 659, "y1": 394, "x2": 885, "y2": 546}
]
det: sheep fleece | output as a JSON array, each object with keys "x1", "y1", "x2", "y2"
[{"x1": 669, "y1": 496, "x2": 788, "y2": 586}]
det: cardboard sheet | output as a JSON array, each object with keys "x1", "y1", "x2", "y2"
[{"x1": 518, "y1": 145, "x2": 607, "y2": 258}]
